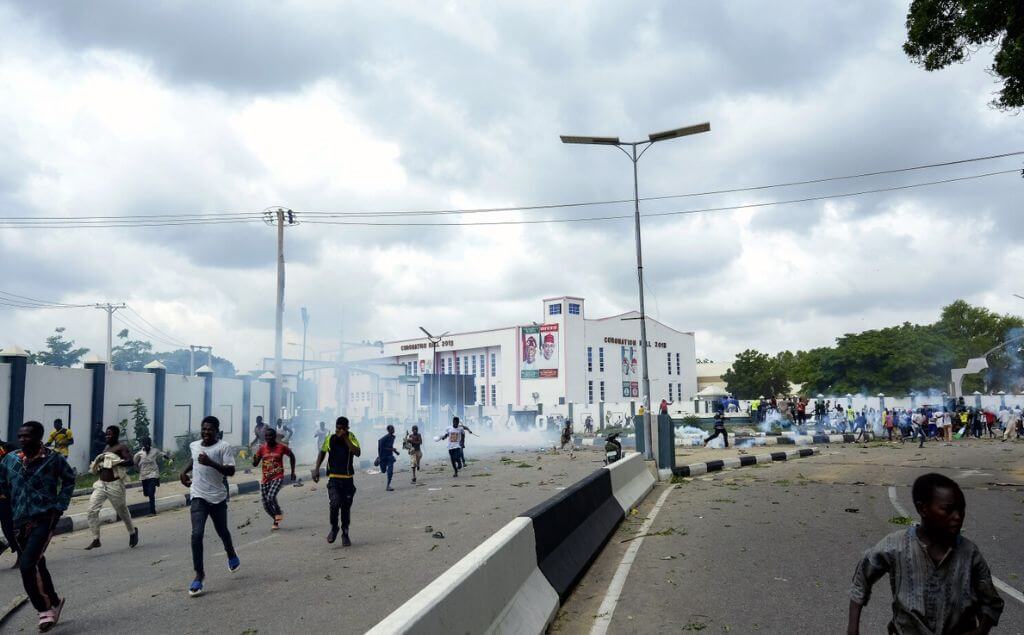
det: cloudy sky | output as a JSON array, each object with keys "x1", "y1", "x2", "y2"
[{"x1": 1, "y1": 0, "x2": 1022, "y2": 371}]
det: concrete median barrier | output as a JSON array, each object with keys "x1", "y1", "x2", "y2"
[
  {"x1": 366, "y1": 516, "x2": 558, "y2": 635},
  {"x1": 370, "y1": 452, "x2": 660, "y2": 633}
]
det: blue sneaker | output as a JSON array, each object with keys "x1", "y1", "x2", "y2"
[
  {"x1": 227, "y1": 556, "x2": 240, "y2": 572},
  {"x1": 188, "y1": 579, "x2": 203, "y2": 597}
]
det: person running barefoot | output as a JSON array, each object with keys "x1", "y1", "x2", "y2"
[
  {"x1": 406, "y1": 426, "x2": 423, "y2": 484},
  {"x1": 180, "y1": 416, "x2": 239, "y2": 597},
  {"x1": 85, "y1": 426, "x2": 139, "y2": 550},
  {"x1": 312, "y1": 417, "x2": 360, "y2": 547},
  {"x1": 253, "y1": 427, "x2": 296, "y2": 530},
  {"x1": 0, "y1": 422, "x2": 75, "y2": 632}
]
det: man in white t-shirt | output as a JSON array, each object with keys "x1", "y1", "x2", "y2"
[
  {"x1": 435, "y1": 417, "x2": 463, "y2": 477},
  {"x1": 179, "y1": 416, "x2": 239, "y2": 597}
]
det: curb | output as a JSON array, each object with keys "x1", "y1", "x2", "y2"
[
  {"x1": 672, "y1": 447, "x2": 819, "y2": 477},
  {"x1": 55, "y1": 480, "x2": 264, "y2": 537},
  {"x1": 369, "y1": 453, "x2": 655, "y2": 634}
]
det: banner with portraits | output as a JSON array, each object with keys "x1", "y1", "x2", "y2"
[
  {"x1": 521, "y1": 323, "x2": 559, "y2": 378},
  {"x1": 621, "y1": 345, "x2": 639, "y2": 398}
]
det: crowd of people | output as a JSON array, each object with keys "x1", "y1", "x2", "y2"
[{"x1": 0, "y1": 410, "x2": 486, "y2": 631}]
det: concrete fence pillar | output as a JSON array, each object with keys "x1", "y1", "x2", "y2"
[
  {"x1": 241, "y1": 374, "x2": 253, "y2": 447},
  {"x1": 145, "y1": 361, "x2": 167, "y2": 450},
  {"x1": 84, "y1": 357, "x2": 107, "y2": 461},
  {"x1": 0, "y1": 347, "x2": 29, "y2": 444},
  {"x1": 197, "y1": 366, "x2": 214, "y2": 419}
]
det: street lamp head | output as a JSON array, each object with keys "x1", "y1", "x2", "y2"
[
  {"x1": 560, "y1": 135, "x2": 621, "y2": 145},
  {"x1": 648, "y1": 122, "x2": 710, "y2": 143}
]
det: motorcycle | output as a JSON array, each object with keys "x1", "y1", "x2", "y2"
[{"x1": 604, "y1": 432, "x2": 622, "y2": 465}]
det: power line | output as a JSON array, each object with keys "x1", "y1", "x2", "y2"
[
  {"x1": 0, "y1": 290, "x2": 93, "y2": 309},
  {"x1": 300, "y1": 168, "x2": 1019, "y2": 228},
  {"x1": 0, "y1": 150, "x2": 1020, "y2": 227},
  {"x1": 112, "y1": 313, "x2": 184, "y2": 350},
  {"x1": 124, "y1": 306, "x2": 188, "y2": 348}
]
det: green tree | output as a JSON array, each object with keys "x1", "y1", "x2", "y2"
[
  {"x1": 723, "y1": 349, "x2": 790, "y2": 399},
  {"x1": 112, "y1": 329, "x2": 156, "y2": 372},
  {"x1": 130, "y1": 398, "x2": 151, "y2": 448},
  {"x1": 29, "y1": 327, "x2": 89, "y2": 367},
  {"x1": 156, "y1": 348, "x2": 237, "y2": 377},
  {"x1": 904, "y1": 0, "x2": 1024, "y2": 110}
]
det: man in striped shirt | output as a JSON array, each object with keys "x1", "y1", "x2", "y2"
[
  {"x1": 847, "y1": 473, "x2": 1003, "y2": 634},
  {"x1": 312, "y1": 417, "x2": 360, "y2": 546}
]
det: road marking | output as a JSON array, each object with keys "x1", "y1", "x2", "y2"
[
  {"x1": 887, "y1": 486, "x2": 1023, "y2": 606},
  {"x1": 213, "y1": 533, "x2": 276, "y2": 558},
  {"x1": 590, "y1": 484, "x2": 675, "y2": 635}
]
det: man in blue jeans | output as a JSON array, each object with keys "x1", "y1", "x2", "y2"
[
  {"x1": 377, "y1": 425, "x2": 400, "y2": 492},
  {"x1": 179, "y1": 416, "x2": 239, "y2": 597}
]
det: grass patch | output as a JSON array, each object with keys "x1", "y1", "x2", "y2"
[
  {"x1": 889, "y1": 516, "x2": 913, "y2": 525},
  {"x1": 774, "y1": 479, "x2": 791, "y2": 486},
  {"x1": 515, "y1": 462, "x2": 534, "y2": 468}
]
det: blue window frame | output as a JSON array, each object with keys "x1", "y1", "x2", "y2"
[
  {"x1": 599, "y1": 347, "x2": 605, "y2": 372},
  {"x1": 490, "y1": 384, "x2": 496, "y2": 407},
  {"x1": 568, "y1": 303, "x2": 580, "y2": 315},
  {"x1": 549, "y1": 303, "x2": 562, "y2": 315},
  {"x1": 587, "y1": 347, "x2": 593, "y2": 372},
  {"x1": 490, "y1": 353, "x2": 496, "y2": 377},
  {"x1": 599, "y1": 381, "x2": 605, "y2": 401},
  {"x1": 588, "y1": 380, "x2": 594, "y2": 404}
]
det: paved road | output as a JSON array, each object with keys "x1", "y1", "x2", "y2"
[
  {"x1": 0, "y1": 448, "x2": 601, "y2": 634},
  {"x1": 555, "y1": 440, "x2": 1024, "y2": 634}
]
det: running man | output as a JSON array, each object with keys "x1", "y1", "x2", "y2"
[
  {"x1": 44, "y1": 419, "x2": 74, "y2": 458},
  {"x1": 0, "y1": 421, "x2": 75, "y2": 631},
  {"x1": 312, "y1": 416, "x2": 360, "y2": 546},
  {"x1": 703, "y1": 413, "x2": 729, "y2": 448},
  {"x1": 847, "y1": 473, "x2": 1003, "y2": 633},
  {"x1": 180, "y1": 416, "x2": 239, "y2": 597},
  {"x1": 85, "y1": 425, "x2": 139, "y2": 550},
  {"x1": 436, "y1": 417, "x2": 463, "y2": 477},
  {"x1": 249, "y1": 415, "x2": 267, "y2": 451},
  {"x1": 279, "y1": 419, "x2": 295, "y2": 446},
  {"x1": 133, "y1": 437, "x2": 167, "y2": 516},
  {"x1": 377, "y1": 425, "x2": 400, "y2": 492},
  {"x1": 253, "y1": 427, "x2": 296, "y2": 530},
  {"x1": 406, "y1": 426, "x2": 423, "y2": 484},
  {"x1": 313, "y1": 421, "x2": 328, "y2": 449}
]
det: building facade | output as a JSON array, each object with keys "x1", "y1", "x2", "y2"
[{"x1": 342, "y1": 296, "x2": 697, "y2": 425}]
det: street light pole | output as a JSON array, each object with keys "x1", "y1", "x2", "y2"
[{"x1": 561, "y1": 122, "x2": 710, "y2": 463}]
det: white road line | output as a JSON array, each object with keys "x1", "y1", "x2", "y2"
[
  {"x1": 887, "y1": 486, "x2": 1024, "y2": 606},
  {"x1": 590, "y1": 484, "x2": 675, "y2": 635}
]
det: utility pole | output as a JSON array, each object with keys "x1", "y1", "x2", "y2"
[
  {"x1": 264, "y1": 207, "x2": 298, "y2": 421},
  {"x1": 189, "y1": 345, "x2": 213, "y2": 375},
  {"x1": 300, "y1": 307, "x2": 309, "y2": 379},
  {"x1": 94, "y1": 303, "x2": 127, "y2": 368}
]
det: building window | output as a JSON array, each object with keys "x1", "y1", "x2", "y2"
[
  {"x1": 490, "y1": 384, "x2": 497, "y2": 407},
  {"x1": 455, "y1": 357, "x2": 461, "y2": 374},
  {"x1": 588, "y1": 380, "x2": 594, "y2": 404},
  {"x1": 478, "y1": 354, "x2": 485, "y2": 377},
  {"x1": 490, "y1": 353, "x2": 497, "y2": 377},
  {"x1": 587, "y1": 347, "x2": 593, "y2": 372},
  {"x1": 549, "y1": 303, "x2": 562, "y2": 315},
  {"x1": 599, "y1": 347, "x2": 605, "y2": 372},
  {"x1": 568, "y1": 303, "x2": 580, "y2": 315},
  {"x1": 675, "y1": 353, "x2": 680, "y2": 376},
  {"x1": 446, "y1": 358, "x2": 452, "y2": 374},
  {"x1": 669, "y1": 384, "x2": 674, "y2": 401},
  {"x1": 471, "y1": 356, "x2": 477, "y2": 376},
  {"x1": 667, "y1": 352, "x2": 672, "y2": 375},
  {"x1": 677, "y1": 383, "x2": 682, "y2": 400},
  {"x1": 599, "y1": 381, "x2": 605, "y2": 402},
  {"x1": 480, "y1": 385, "x2": 485, "y2": 404}
]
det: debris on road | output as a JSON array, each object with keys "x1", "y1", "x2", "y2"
[
  {"x1": 424, "y1": 525, "x2": 433, "y2": 533},
  {"x1": 432, "y1": 531, "x2": 445, "y2": 539},
  {"x1": 844, "y1": 508, "x2": 859, "y2": 513}
]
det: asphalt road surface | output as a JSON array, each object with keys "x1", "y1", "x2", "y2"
[
  {"x1": 0, "y1": 448, "x2": 601, "y2": 634},
  {"x1": 555, "y1": 440, "x2": 1024, "y2": 634}
]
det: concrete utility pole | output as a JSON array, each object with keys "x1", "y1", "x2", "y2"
[
  {"x1": 264, "y1": 207, "x2": 299, "y2": 421},
  {"x1": 94, "y1": 303, "x2": 127, "y2": 368},
  {"x1": 561, "y1": 122, "x2": 710, "y2": 463},
  {"x1": 189, "y1": 344, "x2": 213, "y2": 375}
]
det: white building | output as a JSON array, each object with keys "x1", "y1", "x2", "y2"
[{"x1": 342, "y1": 296, "x2": 697, "y2": 426}]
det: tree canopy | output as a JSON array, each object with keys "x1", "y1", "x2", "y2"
[
  {"x1": 904, "y1": 0, "x2": 1024, "y2": 110},
  {"x1": 725, "y1": 300, "x2": 1023, "y2": 397},
  {"x1": 28, "y1": 327, "x2": 89, "y2": 367}
]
